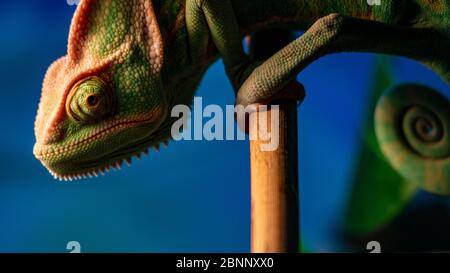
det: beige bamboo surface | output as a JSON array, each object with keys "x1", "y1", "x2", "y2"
[{"x1": 248, "y1": 31, "x2": 300, "y2": 253}]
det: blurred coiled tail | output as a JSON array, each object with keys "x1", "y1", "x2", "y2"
[{"x1": 375, "y1": 84, "x2": 450, "y2": 195}]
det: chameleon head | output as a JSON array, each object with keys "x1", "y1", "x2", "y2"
[{"x1": 33, "y1": 0, "x2": 170, "y2": 180}]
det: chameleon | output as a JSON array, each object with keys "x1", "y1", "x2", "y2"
[{"x1": 34, "y1": 0, "x2": 449, "y2": 194}]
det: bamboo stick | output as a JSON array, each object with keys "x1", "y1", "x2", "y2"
[{"x1": 248, "y1": 30, "x2": 300, "y2": 253}]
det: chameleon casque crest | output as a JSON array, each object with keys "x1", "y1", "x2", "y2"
[{"x1": 34, "y1": 0, "x2": 449, "y2": 194}]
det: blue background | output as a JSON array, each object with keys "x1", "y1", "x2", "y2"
[{"x1": 0, "y1": 0, "x2": 448, "y2": 252}]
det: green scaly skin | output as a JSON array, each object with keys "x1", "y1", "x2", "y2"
[{"x1": 34, "y1": 0, "x2": 449, "y2": 195}]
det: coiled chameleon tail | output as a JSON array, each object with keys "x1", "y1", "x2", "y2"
[{"x1": 375, "y1": 84, "x2": 450, "y2": 195}]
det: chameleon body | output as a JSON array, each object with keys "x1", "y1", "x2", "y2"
[{"x1": 34, "y1": 0, "x2": 449, "y2": 194}]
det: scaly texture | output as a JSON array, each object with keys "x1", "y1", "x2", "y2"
[
  {"x1": 34, "y1": 0, "x2": 449, "y2": 193},
  {"x1": 34, "y1": 0, "x2": 168, "y2": 180},
  {"x1": 375, "y1": 85, "x2": 450, "y2": 195}
]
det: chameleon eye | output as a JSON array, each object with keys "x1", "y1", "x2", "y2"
[{"x1": 66, "y1": 76, "x2": 115, "y2": 124}]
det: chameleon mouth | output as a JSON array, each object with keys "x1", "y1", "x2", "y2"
[
  {"x1": 43, "y1": 138, "x2": 170, "y2": 181},
  {"x1": 34, "y1": 113, "x2": 158, "y2": 159},
  {"x1": 34, "y1": 109, "x2": 170, "y2": 181}
]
